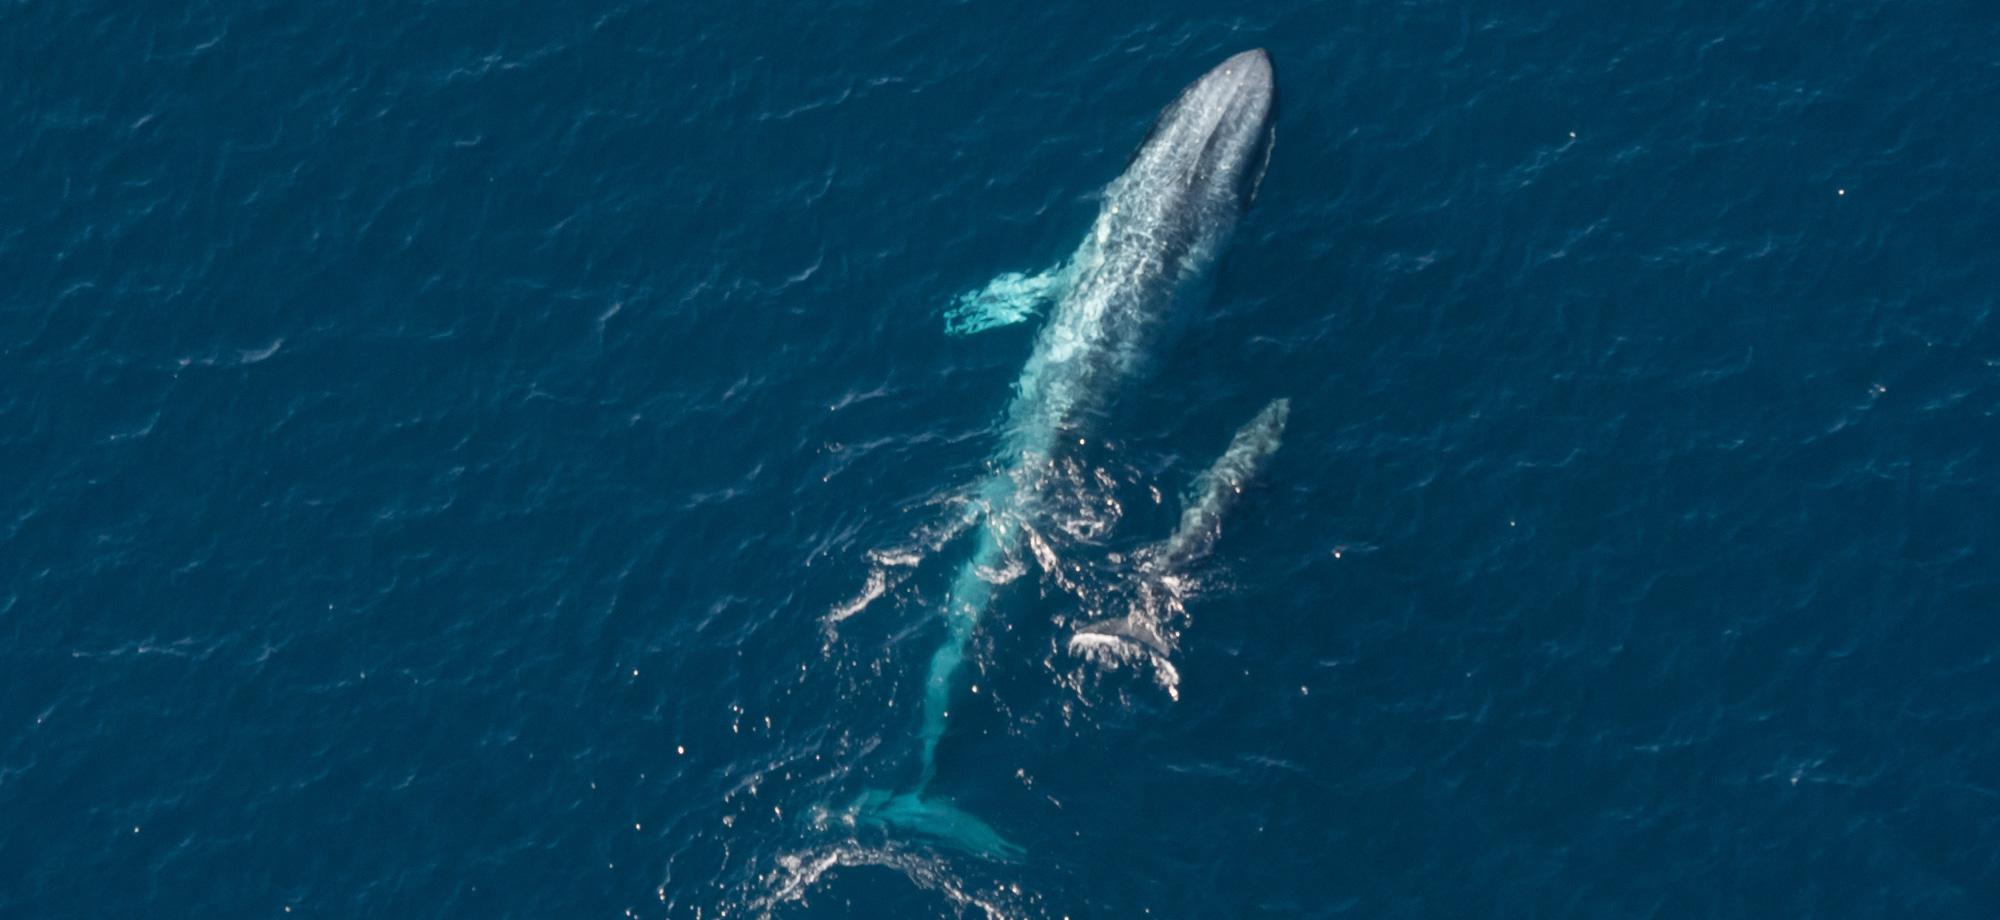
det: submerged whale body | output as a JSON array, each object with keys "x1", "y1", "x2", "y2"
[{"x1": 859, "y1": 49, "x2": 1278, "y2": 858}]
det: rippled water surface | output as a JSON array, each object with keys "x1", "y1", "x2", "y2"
[{"x1": 4, "y1": 0, "x2": 1998, "y2": 916}]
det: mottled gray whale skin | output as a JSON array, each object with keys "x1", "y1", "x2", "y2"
[
  {"x1": 1070, "y1": 397, "x2": 1290, "y2": 699},
  {"x1": 1148, "y1": 396, "x2": 1290, "y2": 573},
  {"x1": 1008, "y1": 48, "x2": 1278, "y2": 436},
  {"x1": 856, "y1": 50, "x2": 1278, "y2": 860}
]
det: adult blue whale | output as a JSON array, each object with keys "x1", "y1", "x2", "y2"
[{"x1": 855, "y1": 48, "x2": 1277, "y2": 858}]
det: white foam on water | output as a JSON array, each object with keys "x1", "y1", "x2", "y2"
[
  {"x1": 1066, "y1": 628, "x2": 1181, "y2": 700},
  {"x1": 731, "y1": 843, "x2": 1019, "y2": 919},
  {"x1": 824, "y1": 568, "x2": 888, "y2": 627},
  {"x1": 821, "y1": 501, "x2": 982, "y2": 635}
]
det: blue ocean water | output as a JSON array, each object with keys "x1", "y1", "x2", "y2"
[{"x1": 5, "y1": 0, "x2": 1999, "y2": 915}]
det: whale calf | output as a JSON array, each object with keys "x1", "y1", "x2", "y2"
[
  {"x1": 1071, "y1": 397, "x2": 1290, "y2": 699},
  {"x1": 854, "y1": 49, "x2": 1278, "y2": 858}
]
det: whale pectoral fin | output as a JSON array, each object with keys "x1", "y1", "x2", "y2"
[{"x1": 942, "y1": 262, "x2": 1071, "y2": 335}]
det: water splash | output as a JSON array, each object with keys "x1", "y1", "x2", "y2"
[{"x1": 730, "y1": 842, "x2": 1020, "y2": 919}]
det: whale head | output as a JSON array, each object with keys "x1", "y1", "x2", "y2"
[{"x1": 1122, "y1": 49, "x2": 1278, "y2": 216}]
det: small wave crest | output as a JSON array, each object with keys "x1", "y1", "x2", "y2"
[
  {"x1": 820, "y1": 500, "x2": 983, "y2": 637},
  {"x1": 730, "y1": 843, "x2": 1020, "y2": 919}
]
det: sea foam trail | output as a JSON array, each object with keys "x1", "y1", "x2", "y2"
[
  {"x1": 822, "y1": 507, "x2": 979, "y2": 637},
  {"x1": 732, "y1": 844, "x2": 1014, "y2": 919}
]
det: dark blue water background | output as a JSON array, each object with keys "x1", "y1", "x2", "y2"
[{"x1": 5, "y1": 0, "x2": 1998, "y2": 916}]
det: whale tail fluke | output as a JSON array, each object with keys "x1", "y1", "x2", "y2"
[
  {"x1": 846, "y1": 789, "x2": 1025, "y2": 861},
  {"x1": 942, "y1": 262, "x2": 1074, "y2": 335}
]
